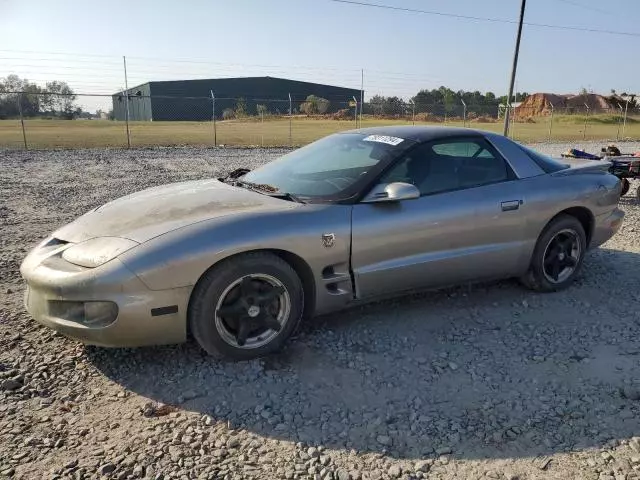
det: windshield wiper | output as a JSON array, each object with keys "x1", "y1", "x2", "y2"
[
  {"x1": 234, "y1": 180, "x2": 306, "y2": 204},
  {"x1": 267, "y1": 191, "x2": 306, "y2": 204},
  {"x1": 219, "y1": 167, "x2": 251, "y2": 183}
]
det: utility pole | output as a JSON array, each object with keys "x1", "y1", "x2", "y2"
[
  {"x1": 503, "y1": 0, "x2": 526, "y2": 136},
  {"x1": 123, "y1": 55, "x2": 131, "y2": 148}
]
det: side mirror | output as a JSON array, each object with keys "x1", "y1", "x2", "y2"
[{"x1": 361, "y1": 182, "x2": 420, "y2": 203}]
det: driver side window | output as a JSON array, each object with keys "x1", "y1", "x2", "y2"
[{"x1": 379, "y1": 138, "x2": 510, "y2": 196}]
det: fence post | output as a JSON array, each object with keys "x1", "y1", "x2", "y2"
[
  {"x1": 288, "y1": 93, "x2": 292, "y2": 147},
  {"x1": 210, "y1": 90, "x2": 216, "y2": 146},
  {"x1": 622, "y1": 98, "x2": 630, "y2": 139},
  {"x1": 352, "y1": 96, "x2": 358, "y2": 126},
  {"x1": 548, "y1": 103, "x2": 554, "y2": 142},
  {"x1": 411, "y1": 101, "x2": 415, "y2": 125},
  {"x1": 460, "y1": 99, "x2": 467, "y2": 128},
  {"x1": 123, "y1": 56, "x2": 131, "y2": 148},
  {"x1": 16, "y1": 93, "x2": 28, "y2": 150},
  {"x1": 360, "y1": 69, "x2": 364, "y2": 127},
  {"x1": 16, "y1": 94, "x2": 27, "y2": 150},
  {"x1": 616, "y1": 105, "x2": 623, "y2": 141},
  {"x1": 583, "y1": 103, "x2": 590, "y2": 141},
  {"x1": 509, "y1": 105, "x2": 516, "y2": 139}
]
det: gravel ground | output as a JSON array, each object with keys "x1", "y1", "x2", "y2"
[{"x1": 1, "y1": 141, "x2": 640, "y2": 480}]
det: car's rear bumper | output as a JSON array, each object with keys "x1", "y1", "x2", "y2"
[
  {"x1": 20, "y1": 244, "x2": 191, "y2": 348},
  {"x1": 590, "y1": 207, "x2": 624, "y2": 249}
]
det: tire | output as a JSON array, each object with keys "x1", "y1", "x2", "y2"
[
  {"x1": 636, "y1": 184, "x2": 640, "y2": 202},
  {"x1": 189, "y1": 252, "x2": 304, "y2": 360},
  {"x1": 519, "y1": 214, "x2": 587, "y2": 292},
  {"x1": 621, "y1": 178, "x2": 630, "y2": 196}
]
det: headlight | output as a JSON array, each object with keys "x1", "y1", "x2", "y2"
[
  {"x1": 48, "y1": 300, "x2": 118, "y2": 327},
  {"x1": 62, "y1": 237, "x2": 138, "y2": 268}
]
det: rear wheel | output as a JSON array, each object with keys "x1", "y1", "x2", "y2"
[
  {"x1": 520, "y1": 214, "x2": 587, "y2": 292},
  {"x1": 189, "y1": 252, "x2": 304, "y2": 360},
  {"x1": 621, "y1": 178, "x2": 630, "y2": 196}
]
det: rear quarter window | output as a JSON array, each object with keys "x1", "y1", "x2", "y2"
[{"x1": 518, "y1": 144, "x2": 570, "y2": 173}]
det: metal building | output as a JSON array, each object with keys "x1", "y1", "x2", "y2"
[{"x1": 112, "y1": 76, "x2": 362, "y2": 121}]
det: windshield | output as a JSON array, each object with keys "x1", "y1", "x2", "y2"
[{"x1": 239, "y1": 133, "x2": 411, "y2": 201}]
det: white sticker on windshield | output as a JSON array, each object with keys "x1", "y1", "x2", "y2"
[{"x1": 362, "y1": 134, "x2": 404, "y2": 146}]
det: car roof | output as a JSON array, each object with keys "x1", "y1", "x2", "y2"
[{"x1": 338, "y1": 125, "x2": 493, "y2": 142}]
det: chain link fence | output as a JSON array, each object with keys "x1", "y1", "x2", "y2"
[{"x1": 2, "y1": 91, "x2": 640, "y2": 150}]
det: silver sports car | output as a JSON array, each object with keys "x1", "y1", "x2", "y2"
[{"x1": 20, "y1": 126, "x2": 624, "y2": 360}]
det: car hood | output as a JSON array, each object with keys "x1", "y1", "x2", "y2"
[{"x1": 53, "y1": 179, "x2": 295, "y2": 244}]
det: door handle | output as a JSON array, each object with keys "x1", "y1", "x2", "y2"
[{"x1": 501, "y1": 200, "x2": 521, "y2": 211}]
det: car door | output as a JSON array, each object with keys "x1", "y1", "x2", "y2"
[{"x1": 350, "y1": 136, "x2": 530, "y2": 299}]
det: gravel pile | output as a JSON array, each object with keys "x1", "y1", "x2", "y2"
[{"x1": 1, "y1": 142, "x2": 640, "y2": 480}]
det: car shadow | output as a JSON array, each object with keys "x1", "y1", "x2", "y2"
[
  {"x1": 87, "y1": 247, "x2": 640, "y2": 461},
  {"x1": 619, "y1": 196, "x2": 639, "y2": 207}
]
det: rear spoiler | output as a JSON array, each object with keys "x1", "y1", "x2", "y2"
[{"x1": 551, "y1": 158, "x2": 612, "y2": 176}]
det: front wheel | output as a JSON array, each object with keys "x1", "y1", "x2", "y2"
[
  {"x1": 520, "y1": 214, "x2": 587, "y2": 292},
  {"x1": 189, "y1": 252, "x2": 304, "y2": 360}
]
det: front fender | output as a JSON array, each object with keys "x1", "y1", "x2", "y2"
[{"x1": 117, "y1": 204, "x2": 354, "y2": 315}]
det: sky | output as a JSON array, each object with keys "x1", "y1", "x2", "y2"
[{"x1": 1, "y1": 0, "x2": 638, "y2": 111}]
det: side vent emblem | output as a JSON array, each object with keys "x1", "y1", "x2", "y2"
[{"x1": 321, "y1": 233, "x2": 335, "y2": 248}]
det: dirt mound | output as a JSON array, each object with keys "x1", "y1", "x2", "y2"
[
  {"x1": 515, "y1": 92, "x2": 624, "y2": 118},
  {"x1": 565, "y1": 93, "x2": 616, "y2": 111},
  {"x1": 514, "y1": 93, "x2": 567, "y2": 118},
  {"x1": 331, "y1": 109, "x2": 352, "y2": 120},
  {"x1": 471, "y1": 115, "x2": 497, "y2": 123},
  {"x1": 415, "y1": 113, "x2": 443, "y2": 123}
]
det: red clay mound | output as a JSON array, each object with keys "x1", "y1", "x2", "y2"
[
  {"x1": 514, "y1": 92, "x2": 623, "y2": 118},
  {"x1": 514, "y1": 93, "x2": 567, "y2": 118}
]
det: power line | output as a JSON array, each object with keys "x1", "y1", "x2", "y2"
[
  {"x1": 0, "y1": 49, "x2": 362, "y2": 74},
  {"x1": 0, "y1": 49, "x2": 119, "y2": 59},
  {"x1": 326, "y1": 0, "x2": 640, "y2": 37},
  {"x1": 554, "y1": 0, "x2": 613, "y2": 15},
  {"x1": 0, "y1": 49, "x2": 494, "y2": 84}
]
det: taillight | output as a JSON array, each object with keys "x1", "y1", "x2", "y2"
[{"x1": 630, "y1": 161, "x2": 640, "y2": 174}]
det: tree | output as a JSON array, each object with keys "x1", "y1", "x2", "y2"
[
  {"x1": 256, "y1": 104, "x2": 268, "y2": 117},
  {"x1": 440, "y1": 87, "x2": 456, "y2": 113},
  {"x1": 299, "y1": 95, "x2": 330, "y2": 115},
  {"x1": 497, "y1": 92, "x2": 527, "y2": 105},
  {"x1": 234, "y1": 98, "x2": 247, "y2": 117},
  {"x1": 367, "y1": 95, "x2": 405, "y2": 116},
  {"x1": 412, "y1": 90, "x2": 438, "y2": 110},
  {"x1": 369, "y1": 94, "x2": 386, "y2": 115},
  {"x1": 42, "y1": 81, "x2": 79, "y2": 119},
  {"x1": 381, "y1": 96, "x2": 404, "y2": 115},
  {"x1": 0, "y1": 74, "x2": 43, "y2": 118},
  {"x1": 222, "y1": 108, "x2": 235, "y2": 120}
]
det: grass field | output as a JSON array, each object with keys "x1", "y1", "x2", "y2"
[{"x1": 1, "y1": 115, "x2": 639, "y2": 149}]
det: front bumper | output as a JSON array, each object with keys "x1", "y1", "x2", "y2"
[
  {"x1": 590, "y1": 207, "x2": 625, "y2": 249},
  {"x1": 20, "y1": 242, "x2": 191, "y2": 348}
]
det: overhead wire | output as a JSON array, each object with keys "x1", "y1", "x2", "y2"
[
  {"x1": 326, "y1": 0, "x2": 640, "y2": 37},
  {"x1": 554, "y1": 0, "x2": 613, "y2": 15}
]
